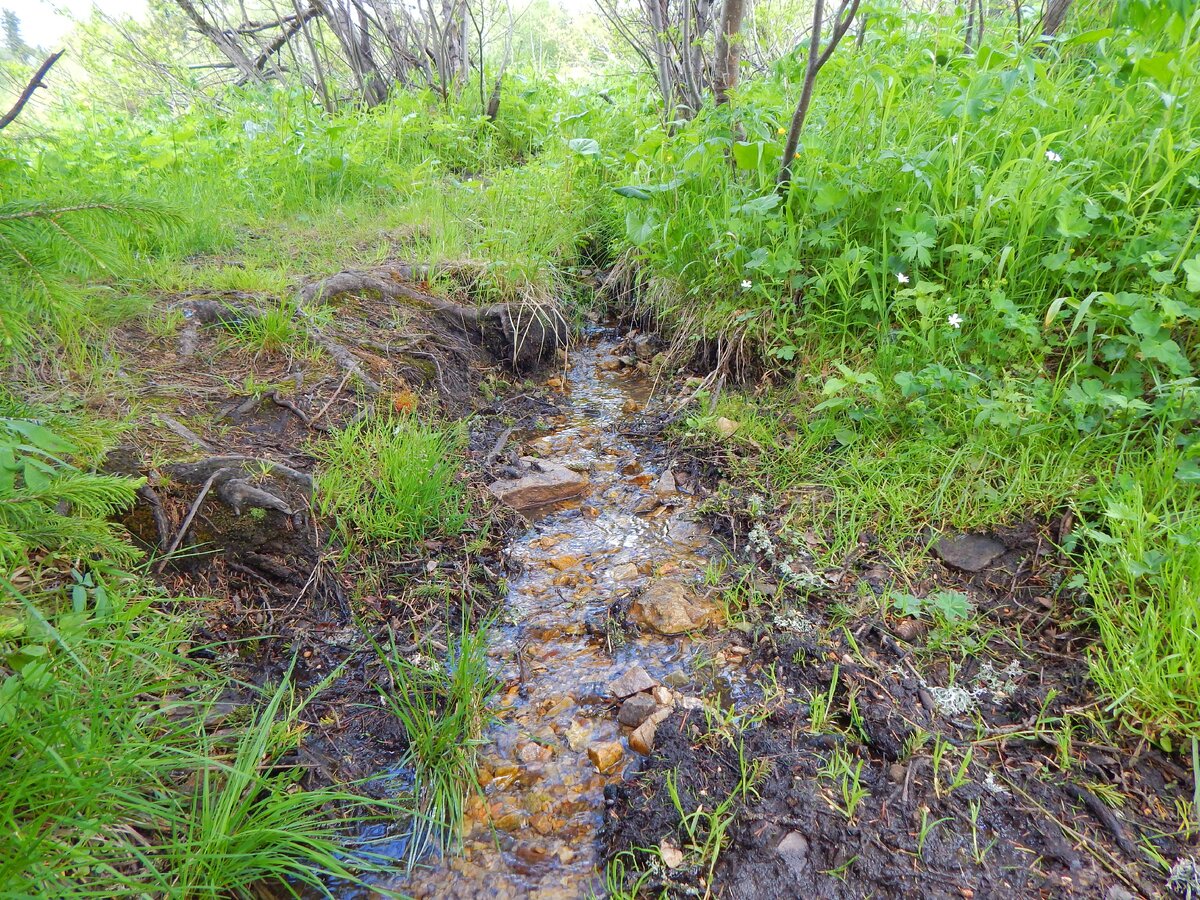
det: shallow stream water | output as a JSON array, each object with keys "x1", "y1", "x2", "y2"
[{"x1": 376, "y1": 335, "x2": 731, "y2": 898}]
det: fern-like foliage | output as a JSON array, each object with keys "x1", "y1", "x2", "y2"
[
  {"x1": 0, "y1": 418, "x2": 141, "y2": 570},
  {"x1": 0, "y1": 198, "x2": 178, "y2": 353}
]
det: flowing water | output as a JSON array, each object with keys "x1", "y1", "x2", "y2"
[{"x1": 376, "y1": 335, "x2": 732, "y2": 898}]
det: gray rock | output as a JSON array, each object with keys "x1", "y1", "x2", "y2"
[
  {"x1": 487, "y1": 458, "x2": 589, "y2": 510},
  {"x1": 1103, "y1": 887, "x2": 1135, "y2": 900},
  {"x1": 617, "y1": 692, "x2": 660, "y2": 728},
  {"x1": 633, "y1": 334, "x2": 656, "y2": 361},
  {"x1": 608, "y1": 665, "x2": 657, "y2": 698},
  {"x1": 932, "y1": 532, "x2": 1006, "y2": 572},
  {"x1": 653, "y1": 470, "x2": 677, "y2": 495},
  {"x1": 776, "y1": 831, "x2": 809, "y2": 877}
]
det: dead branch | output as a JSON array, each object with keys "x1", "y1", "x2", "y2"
[{"x1": 0, "y1": 51, "x2": 65, "y2": 130}]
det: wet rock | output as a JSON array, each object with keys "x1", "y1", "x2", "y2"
[
  {"x1": 549, "y1": 555, "x2": 579, "y2": 571},
  {"x1": 933, "y1": 532, "x2": 1006, "y2": 572},
  {"x1": 715, "y1": 417, "x2": 740, "y2": 437},
  {"x1": 488, "y1": 459, "x2": 589, "y2": 510},
  {"x1": 633, "y1": 334, "x2": 656, "y2": 360},
  {"x1": 650, "y1": 685, "x2": 675, "y2": 707},
  {"x1": 617, "y1": 692, "x2": 660, "y2": 728},
  {"x1": 629, "y1": 580, "x2": 718, "y2": 635},
  {"x1": 608, "y1": 665, "x2": 657, "y2": 698},
  {"x1": 663, "y1": 670, "x2": 690, "y2": 688},
  {"x1": 628, "y1": 719, "x2": 658, "y2": 755},
  {"x1": 609, "y1": 562, "x2": 640, "y2": 582},
  {"x1": 587, "y1": 740, "x2": 624, "y2": 774},
  {"x1": 776, "y1": 831, "x2": 810, "y2": 877},
  {"x1": 598, "y1": 358, "x2": 622, "y2": 371},
  {"x1": 653, "y1": 470, "x2": 677, "y2": 495}
]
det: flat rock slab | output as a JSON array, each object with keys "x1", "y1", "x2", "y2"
[
  {"x1": 932, "y1": 532, "x2": 1007, "y2": 572},
  {"x1": 487, "y1": 458, "x2": 589, "y2": 511}
]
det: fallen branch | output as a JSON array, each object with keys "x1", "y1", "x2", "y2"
[
  {"x1": 156, "y1": 467, "x2": 230, "y2": 571},
  {"x1": 164, "y1": 455, "x2": 313, "y2": 491}
]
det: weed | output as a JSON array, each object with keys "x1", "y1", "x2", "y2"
[
  {"x1": 314, "y1": 414, "x2": 470, "y2": 552},
  {"x1": 818, "y1": 745, "x2": 868, "y2": 821},
  {"x1": 371, "y1": 616, "x2": 494, "y2": 865}
]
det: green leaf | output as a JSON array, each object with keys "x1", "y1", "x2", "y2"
[
  {"x1": 1, "y1": 419, "x2": 75, "y2": 455},
  {"x1": 566, "y1": 137, "x2": 600, "y2": 159},
  {"x1": 931, "y1": 590, "x2": 971, "y2": 622},
  {"x1": 1175, "y1": 458, "x2": 1200, "y2": 482},
  {"x1": 614, "y1": 185, "x2": 651, "y2": 200},
  {"x1": 1182, "y1": 256, "x2": 1200, "y2": 293}
]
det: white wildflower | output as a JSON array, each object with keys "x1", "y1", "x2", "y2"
[
  {"x1": 1045, "y1": 149, "x2": 1062, "y2": 163},
  {"x1": 896, "y1": 272, "x2": 910, "y2": 284},
  {"x1": 741, "y1": 279, "x2": 753, "y2": 290},
  {"x1": 948, "y1": 313, "x2": 963, "y2": 329}
]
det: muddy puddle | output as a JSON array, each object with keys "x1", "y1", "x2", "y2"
[{"x1": 368, "y1": 335, "x2": 738, "y2": 898}]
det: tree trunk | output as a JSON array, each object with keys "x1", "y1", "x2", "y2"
[
  {"x1": 714, "y1": 0, "x2": 746, "y2": 104},
  {"x1": 1040, "y1": 0, "x2": 1073, "y2": 36}
]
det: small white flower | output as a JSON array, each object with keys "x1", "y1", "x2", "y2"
[
  {"x1": 896, "y1": 272, "x2": 910, "y2": 284},
  {"x1": 741, "y1": 279, "x2": 753, "y2": 290},
  {"x1": 948, "y1": 313, "x2": 963, "y2": 329},
  {"x1": 1045, "y1": 149, "x2": 1062, "y2": 162},
  {"x1": 950, "y1": 134, "x2": 959, "y2": 145}
]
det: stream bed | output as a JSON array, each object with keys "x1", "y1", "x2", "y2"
[{"x1": 380, "y1": 335, "x2": 736, "y2": 898}]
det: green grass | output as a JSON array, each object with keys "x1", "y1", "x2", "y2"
[
  {"x1": 1078, "y1": 450, "x2": 1200, "y2": 747},
  {"x1": 372, "y1": 617, "x2": 494, "y2": 865},
  {"x1": 313, "y1": 414, "x2": 471, "y2": 553}
]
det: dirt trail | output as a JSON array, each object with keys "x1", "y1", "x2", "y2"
[{"x1": 370, "y1": 334, "x2": 738, "y2": 898}]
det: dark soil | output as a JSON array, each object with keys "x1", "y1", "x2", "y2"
[
  {"x1": 100, "y1": 277, "x2": 570, "y2": 786},
  {"x1": 603, "y1": 489, "x2": 1196, "y2": 898}
]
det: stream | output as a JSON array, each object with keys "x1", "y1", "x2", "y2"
[{"x1": 376, "y1": 334, "x2": 735, "y2": 898}]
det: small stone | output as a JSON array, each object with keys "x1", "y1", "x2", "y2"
[
  {"x1": 651, "y1": 685, "x2": 674, "y2": 706},
  {"x1": 715, "y1": 417, "x2": 740, "y2": 438},
  {"x1": 1104, "y1": 887, "x2": 1135, "y2": 900},
  {"x1": 622, "y1": 399, "x2": 640, "y2": 413},
  {"x1": 608, "y1": 665, "x2": 657, "y2": 698},
  {"x1": 888, "y1": 762, "x2": 907, "y2": 783},
  {"x1": 677, "y1": 696, "x2": 704, "y2": 711},
  {"x1": 653, "y1": 470, "x2": 677, "y2": 495},
  {"x1": 932, "y1": 532, "x2": 1007, "y2": 572},
  {"x1": 618, "y1": 355, "x2": 637, "y2": 367},
  {"x1": 550, "y1": 555, "x2": 579, "y2": 571},
  {"x1": 598, "y1": 359, "x2": 622, "y2": 371},
  {"x1": 618, "y1": 693, "x2": 660, "y2": 728},
  {"x1": 610, "y1": 562, "x2": 640, "y2": 582},
  {"x1": 565, "y1": 718, "x2": 593, "y2": 751},
  {"x1": 633, "y1": 334, "x2": 656, "y2": 360},
  {"x1": 663, "y1": 670, "x2": 689, "y2": 688},
  {"x1": 628, "y1": 719, "x2": 657, "y2": 754},
  {"x1": 587, "y1": 740, "x2": 623, "y2": 774},
  {"x1": 493, "y1": 812, "x2": 524, "y2": 831},
  {"x1": 660, "y1": 838, "x2": 684, "y2": 869},
  {"x1": 893, "y1": 618, "x2": 925, "y2": 642},
  {"x1": 776, "y1": 831, "x2": 809, "y2": 877}
]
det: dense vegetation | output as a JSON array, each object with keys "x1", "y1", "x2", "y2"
[{"x1": 2, "y1": 0, "x2": 1198, "y2": 894}]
